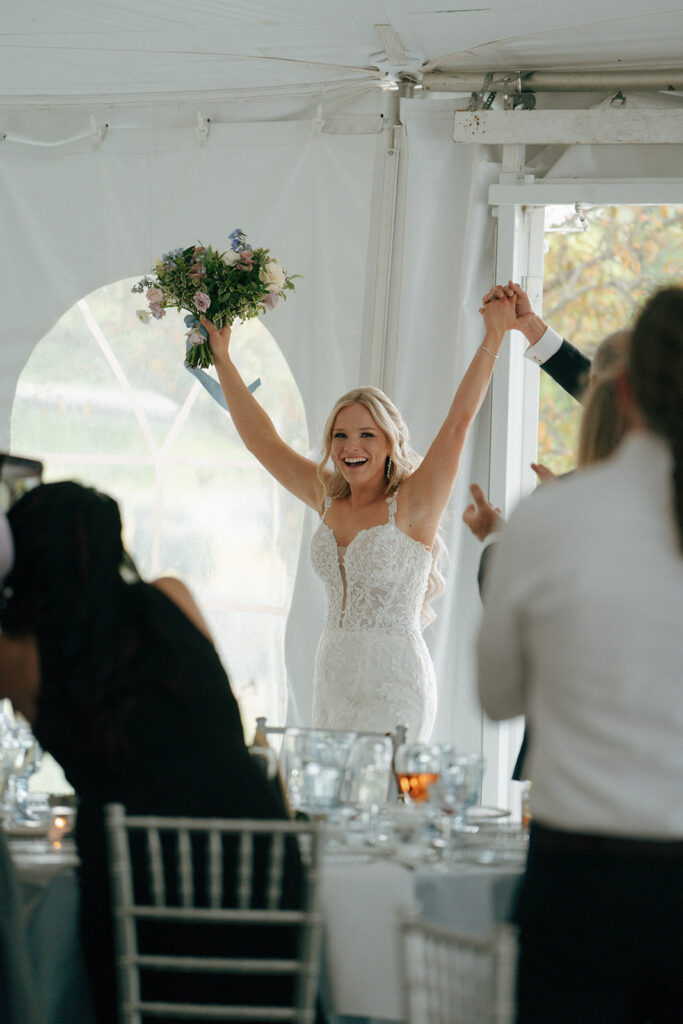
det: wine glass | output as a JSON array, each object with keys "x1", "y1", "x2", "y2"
[
  {"x1": 393, "y1": 742, "x2": 443, "y2": 804},
  {"x1": 430, "y1": 752, "x2": 485, "y2": 860}
]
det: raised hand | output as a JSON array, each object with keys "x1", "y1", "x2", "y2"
[
  {"x1": 480, "y1": 281, "x2": 546, "y2": 344},
  {"x1": 462, "y1": 483, "x2": 505, "y2": 542},
  {"x1": 201, "y1": 316, "x2": 232, "y2": 361},
  {"x1": 481, "y1": 292, "x2": 517, "y2": 335},
  {"x1": 479, "y1": 283, "x2": 514, "y2": 314}
]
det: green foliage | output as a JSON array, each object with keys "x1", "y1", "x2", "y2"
[{"x1": 539, "y1": 204, "x2": 683, "y2": 474}]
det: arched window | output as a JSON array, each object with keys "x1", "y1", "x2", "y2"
[{"x1": 11, "y1": 277, "x2": 307, "y2": 747}]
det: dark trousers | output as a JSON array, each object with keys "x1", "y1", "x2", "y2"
[{"x1": 514, "y1": 823, "x2": 683, "y2": 1024}]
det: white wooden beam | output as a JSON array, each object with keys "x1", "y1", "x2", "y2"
[
  {"x1": 489, "y1": 179, "x2": 683, "y2": 206},
  {"x1": 454, "y1": 108, "x2": 683, "y2": 146}
]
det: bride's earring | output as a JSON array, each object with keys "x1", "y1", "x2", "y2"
[{"x1": 385, "y1": 455, "x2": 393, "y2": 480}]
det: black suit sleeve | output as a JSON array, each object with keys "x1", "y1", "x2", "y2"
[{"x1": 542, "y1": 339, "x2": 591, "y2": 403}]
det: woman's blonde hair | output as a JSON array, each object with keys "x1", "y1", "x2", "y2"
[
  {"x1": 577, "y1": 329, "x2": 631, "y2": 468},
  {"x1": 316, "y1": 386, "x2": 445, "y2": 625}
]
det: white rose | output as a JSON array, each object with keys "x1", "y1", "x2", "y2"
[
  {"x1": 223, "y1": 251, "x2": 240, "y2": 266},
  {"x1": 259, "y1": 259, "x2": 286, "y2": 290}
]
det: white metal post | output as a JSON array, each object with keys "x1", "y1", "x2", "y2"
[{"x1": 480, "y1": 146, "x2": 546, "y2": 815}]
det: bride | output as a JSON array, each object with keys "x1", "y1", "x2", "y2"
[{"x1": 203, "y1": 295, "x2": 516, "y2": 739}]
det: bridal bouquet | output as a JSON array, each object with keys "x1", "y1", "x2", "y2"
[{"x1": 132, "y1": 229, "x2": 298, "y2": 369}]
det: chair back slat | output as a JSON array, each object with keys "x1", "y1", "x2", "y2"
[
  {"x1": 177, "y1": 827, "x2": 195, "y2": 907},
  {"x1": 208, "y1": 828, "x2": 223, "y2": 908},
  {"x1": 236, "y1": 831, "x2": 254, "y2": 909},
  {"x1": 146, "y1": 827, "x2": 166, "y2": 906},
  {"x1": 266, "y1": 832, "x2": 285, "y2": 909}
]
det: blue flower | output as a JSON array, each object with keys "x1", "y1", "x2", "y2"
[{"x1": 229, "y1": 228, "x2": 247, "y2": 252}]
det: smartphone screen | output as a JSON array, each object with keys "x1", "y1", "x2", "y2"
[{"x1": 0, "y1": 454, "x2": 43, "y2": 512}]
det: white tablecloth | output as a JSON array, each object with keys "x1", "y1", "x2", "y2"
[{"x1": 320, "y1": 856, "x2": 523, "y2": 1021}]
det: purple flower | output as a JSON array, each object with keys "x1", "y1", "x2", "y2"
[
  {"x1": 194, "y1": 291, "x2": 211, "y2": 312},
  {"x1": 237, "y1": 250, "x2": 254, "y2": 269},
  {"x1": 149, "y1": 303, "x2": 166, "y2": 320},
  {"x1": 262, "y1": 291, "x2": 279, "y2": 310}
]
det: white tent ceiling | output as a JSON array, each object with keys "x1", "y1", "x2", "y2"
[{"x1": 2, "y1": 0, "x2": 682, "y2": 104}]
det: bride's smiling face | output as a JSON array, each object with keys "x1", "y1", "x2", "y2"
[{"x1": 330, "y1": 403, "x2": 391, "y2": 484}]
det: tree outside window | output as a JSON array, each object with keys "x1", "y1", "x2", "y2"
[{"x1": 539, "y1": 204, "x2": 683, "y2": 475}]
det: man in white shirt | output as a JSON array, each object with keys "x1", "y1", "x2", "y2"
[{"x1": 477, "y1": 286, "x2": 683, "y2": 1023}]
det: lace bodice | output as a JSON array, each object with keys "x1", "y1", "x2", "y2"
[
  {"x1": 310, "y1": 490, "x2": 437, "y2": 739},
  {"x1": 310, "y1": 490, "x2": 432, "y2": 633}
]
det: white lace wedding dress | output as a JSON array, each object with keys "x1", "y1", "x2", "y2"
[{"x1": 310, "y1": 489, "x2": 437, "y2": 741}]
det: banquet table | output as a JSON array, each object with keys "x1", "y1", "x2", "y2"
[{"x1": 6, "y1": 824, "x2": 524, "y2": 1024}]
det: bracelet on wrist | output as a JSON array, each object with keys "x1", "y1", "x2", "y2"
[{"x1": 479, "y1": 345, "x2": 499, "y2": 360}]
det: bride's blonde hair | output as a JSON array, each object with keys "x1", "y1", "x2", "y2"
[{"x1": 316, "y1": 386, "x2": 446, "y2": 626}]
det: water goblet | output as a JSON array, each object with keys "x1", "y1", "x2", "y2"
[
  {"x1": 280, "y1": 728, "x2": 357, "y2": 815},
  {"x1": 341, "y1": 734, "x2": 393, "y2": 809}
]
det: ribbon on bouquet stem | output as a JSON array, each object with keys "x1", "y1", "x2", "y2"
[{"x1": 184, "y1": 320, "x2": 260, "y2": 409}]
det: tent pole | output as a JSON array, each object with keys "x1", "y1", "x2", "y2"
[
  {"x1": 367, "y1": 94, "x2": 402, "y2": 389},
  {"x1": 422, "y1": 67, "x2": 683, "y2": 94}
]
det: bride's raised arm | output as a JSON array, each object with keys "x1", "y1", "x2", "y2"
[
  {"x1": 202, "y1": 319, "x2": 323, "y2": 510},
  {"x1": 401, "y1": 294, "x2": 518, "y2": 544}
]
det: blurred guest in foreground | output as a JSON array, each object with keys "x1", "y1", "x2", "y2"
[
  {"x1": 0, "y1": 482, "x2": 298, "y2": 1024},
  {"x1": 477, "y1": 286, "x2": 683, "y2": 1023}
]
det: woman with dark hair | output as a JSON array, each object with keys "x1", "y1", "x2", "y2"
[
  {"x1": 478, "y1": 285, "x2": 683, "y2": 1023},
  {"x1": 0, "y1": 482, "x2": 296, "y2": 1023}
]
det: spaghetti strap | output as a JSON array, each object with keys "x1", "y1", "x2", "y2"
[
  {"x1": 321, "y1": 496, "x2": 333, "y2": 522},
  {"x1": 386, "y1": 487, "x2": 399, "y2": 522}
]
